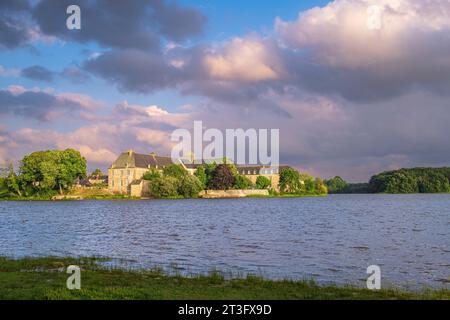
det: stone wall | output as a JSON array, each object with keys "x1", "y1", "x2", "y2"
[
  {"x1": 130, "y1": 180, "x2": 150, "y2": 197},
  {"x1": 199, "y1": 189, "x2": 269, "y2": 199}
]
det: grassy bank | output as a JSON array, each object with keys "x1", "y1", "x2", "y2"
[{"x1": 0, "y1": 257, "x2": 448, "y2": 300}]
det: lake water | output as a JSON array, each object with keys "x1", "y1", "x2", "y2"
[{"x1": 0, "y1": 195, "x2": 449, "y2": 290}]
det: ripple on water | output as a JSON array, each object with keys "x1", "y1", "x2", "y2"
[{"x1": 0, "y1": 195, "x2": 449, "y2": 290}]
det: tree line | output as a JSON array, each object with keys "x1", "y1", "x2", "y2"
[{"x1": 325, "y1": 167, "x2": 450, "y2": 194}]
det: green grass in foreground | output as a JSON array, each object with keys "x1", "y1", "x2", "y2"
[{"x1": 0, "y1": 257, "x2": 448, "y2": 300}]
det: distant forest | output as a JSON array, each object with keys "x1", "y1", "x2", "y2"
[{"x1": 325, "y1": 168, "x2": 450, "y2": 194}]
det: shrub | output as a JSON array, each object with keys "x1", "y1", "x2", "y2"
[
  {"x1": 149, "y1": 177, "x2": 179, "y2": 198},
  {"x1": 233, "y1": 175, "x2": 253, "y2": 190},
  {"x1": 178, "y1": 175, "x2": 204, "y2": 198},
  {"x1": 162, "y1": 164, "x2": 188, "y2": 179},
  {"x1": 143, "y1": 169, "x2": 161, "y2": 181},
  {"x1": 255, "y1": 176, "x2": 271, "y2": 189}
]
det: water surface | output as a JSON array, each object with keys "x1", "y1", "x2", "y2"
[{"x1": 0, "y1": 194, "x2": 449, "y2": 289}]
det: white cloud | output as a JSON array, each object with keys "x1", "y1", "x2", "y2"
[{"x1": 204, "y1": 37, "x2": 282, "y2": 82}]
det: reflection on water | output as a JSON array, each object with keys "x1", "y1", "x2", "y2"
[{"x1": 0, "y1": 194, "x2": 449, "y2": 289}]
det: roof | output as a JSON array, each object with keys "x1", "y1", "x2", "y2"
[{"x1": 111, "y1": 151, "x2": 174, "y2": 169}]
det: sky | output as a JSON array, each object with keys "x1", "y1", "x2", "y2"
[{"x1": 1, "y1": 0, "x2": 450, "y2": 182}]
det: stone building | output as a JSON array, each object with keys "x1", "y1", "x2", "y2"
[{"x1": 108, "y1": 150, "x2": 174, "y2": 194}]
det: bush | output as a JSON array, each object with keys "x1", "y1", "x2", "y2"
[
  {"x1": 210, "y1": 164, "x2": 235, "y2": 190},
  {"x1": 194, "y1": 166, "x2": 207, "y2": 189},
  {"x1": 149, "y1": 177, "x2": 180, "y2": 198},
  {"x1": 178, "y1": 175, "x2": 203, "y2": 198},
  {"x1": 255, "y1": 176, "x2": 271, "y2": 189},
  {"x1": 143, "y1": 169, "x2": 161, "y2": 181},
  {"x1": 162, "y1": 164, "x2": 188, "y2": 179},
  {"x1": 233, "y1": 175, "x2": 253, "y2": 190}
]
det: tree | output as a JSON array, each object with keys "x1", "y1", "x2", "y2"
[
  {"x1": 19, "y1": 149, "x2": 86, "y2": 194},
  {"x1": 210, "y1": 164, "x2": 235, "y2": 190},
  {"x1": 5, "y1": 163, "x2": 22, "y2": 197},
  {"x1": 163, "y1": 164, "x2": 187, "y2": 179},
  {"x1": 149, "y1": 177, "x2": 179, "y2": 198},
  {"x1": 142, "y1": 169, "x2": 161, "y2": 181},
  {"x1": 233, "y1": 174, "x2": 253, "y2": 190},
  {"x1": 325, "y1": 176, "x2": 349, "y2": 194},
  {"x1": 314, "y1": 178, "x2": 328, "y2": 195},
  {"x1": 90, "y1": 169, "x2": 103, "y2": 177},
  {"x1": 194, "y1": 166, "x2": 207, "y2": 189},
  {"x1": 255, "y1": 176, "x2": 271, "y2": 189},
  {"x1": 178, "y1": 175, "x2": 203, "y2": 198},
  {"x1": 55, "y1": 149, "x2": 87, "y2": 193},
  {"x1": 279, "y1": 167, "x2": 301, "y2": 194}
]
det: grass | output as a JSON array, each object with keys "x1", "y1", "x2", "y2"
[
  {"x1": 0, "y1": 257, "x2": 448, "y2": 300},
  {"x1": 246, "y1": 193, "x2": 327, "y2": 198}
]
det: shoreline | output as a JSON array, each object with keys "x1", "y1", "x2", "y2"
[
  {"x1": 0, "y1": 193, "x2": 328, "y2": 202},
  {"x1": 0, "y1": 256, "x2": 448, "y2": 300}
]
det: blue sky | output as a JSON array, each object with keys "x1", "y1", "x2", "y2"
[
  {"x1": 0, "y1": 0, "x2": 331, "y2": 110},
  {"x1": 1, "y1": 0, "x2": 450, "y2": 181}
]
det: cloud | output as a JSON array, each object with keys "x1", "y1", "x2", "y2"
[
  {"x1": 84, "y1": 49, "x2": 184, "y2": 93},
  {"x1": 0, "y1": 98, "x2": 197, "y2": 168},
  {"x1": 0, "y1": 0, "x2": 35, "y2": 50},
  {"x1": 21, "y1": 65, "x2": 55, "y2": 82},
  {"x1": 203, "y1": 37, "x2": 282, "y2": 82},
  {"x1": 275, "y1": 0, "x2": 450, "y2": 101},
  {"x1": 32, "y1": 0, "x2": 206, "y2": 50},
  {"x1": 0, "y1": 86, "x2": 101, "y2": 121},
  {"x1": 0, "y1": 65, "x2": 20, "y2": 77}
]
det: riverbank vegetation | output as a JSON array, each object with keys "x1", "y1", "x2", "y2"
[
  {"x1": 0, "y1": 149, "x2": 86, "y2": 199},
  {"x1": 325, "y1": 168, "x2": 450, "y2": 194},
  {"x1": 0, "y1": 256, "x2": 447, "y2": 300},
  {"x1": 1, "y1": 149, "x2": 327, "y2": 201}
]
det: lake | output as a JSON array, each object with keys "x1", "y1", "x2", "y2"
[{"x1": 0, "y1": 194, "x2": 449, "y2": 290}]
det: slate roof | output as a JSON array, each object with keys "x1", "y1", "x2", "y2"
[{"x1": 111, "y1": 151, "x2": 174, "y2": 169}]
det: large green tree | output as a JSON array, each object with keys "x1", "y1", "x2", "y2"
[
  {"x1": 279, "y1": 167, "x2": 301, "y2": 193},
  {"x1": 19, "y1": 149, "x2": 86, "y2": 194}
]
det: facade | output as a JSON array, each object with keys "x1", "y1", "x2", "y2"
[
  {"x1": 108, "y1": 150, "x2": 286, "y2": 195},
  {"x1": 108, "y1": 150, "x2": 174, "y2": 194}
]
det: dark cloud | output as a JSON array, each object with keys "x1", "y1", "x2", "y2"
[
  {"x1": 0, "y1": 88, "x2": 83, "y2": 121},
  {"x1": 84, "y1": 49, "x2": 183, "y2": 92},
  {"x1": 32, "y1": 0, "x2": 206, "y2": 50},
  {"x1": 21, "y1": 65, "x2": 55, "y2": 82},
  {"x1": 150, "y1": 0, "x2": 206, "y2": 41},
  {"x1": 0, "y1": 0, "x2": 32, "y2": 49},
  {"x1": 0, "y1": 0, "x2": 30, "y2": 11}
]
